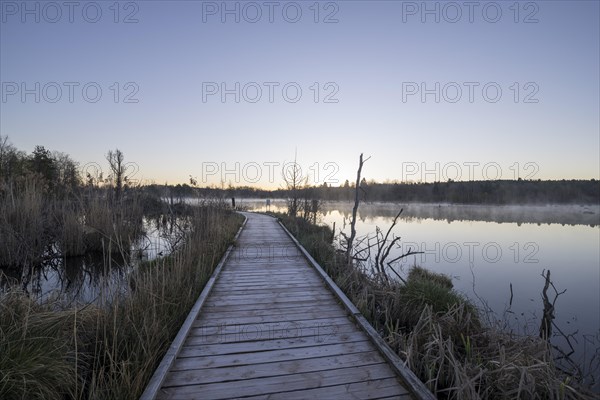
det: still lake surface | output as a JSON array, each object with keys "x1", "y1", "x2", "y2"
[
  {"x1": 0, "y1": 216, "x2": 182, "y2": 306},
  {"x1": 241, "y1": 198, "x2": 600, "y2": 386}
]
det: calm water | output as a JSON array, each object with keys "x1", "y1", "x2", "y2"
[
  {"x1": 0, "y1": 216, "x2": 184, "y2": 306},
  {"x1": 242, "y1": 198, "x2": 600, "y2": 386}
]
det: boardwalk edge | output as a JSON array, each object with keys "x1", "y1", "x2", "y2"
[
  {"x1": 276, "y1": 217, "x2": 437, "y2": 400},
  {"x1": 139, "y1": 214, "x2": 248, "y2": 400}
]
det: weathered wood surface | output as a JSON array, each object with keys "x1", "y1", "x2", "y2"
[{"x1": 143, "y1": 212, "x2": 431, "y2": 400}]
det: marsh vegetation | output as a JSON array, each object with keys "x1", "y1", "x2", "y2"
[{"x1": 0, "y1": 137, "x2": 244, "y2": 399}]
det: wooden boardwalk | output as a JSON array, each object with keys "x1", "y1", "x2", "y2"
[{"x1": 142, "y1": 213, "x2": 433, "y2": 400}]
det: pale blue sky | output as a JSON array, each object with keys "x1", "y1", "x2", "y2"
[{"x1": 1, "y1": 0, "x2": 599, "y2": 187}]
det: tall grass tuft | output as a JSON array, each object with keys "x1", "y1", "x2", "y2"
[
  {"x1": 0, "y1": 178, "x2": 48, "y2": 270},
  {"x1": 0, "y1": 291, "x2": 84, "y2": 400},
  {"x1": 388, "y1": 267, "x2": 480, "y2": 333},
  {"x1": 53, "y1": 201, "x2": 86, "y2": 257}
]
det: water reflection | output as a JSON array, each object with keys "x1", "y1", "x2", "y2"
[
  {"x1": 241, "y1": 198, "x2": 599, "y2": 226},
  {"x1": 0, "y1": 215, "x2": 188, "y2": 306},
  {"x1": 320, "y1": 202, "x2": 599, "y2": 227}
]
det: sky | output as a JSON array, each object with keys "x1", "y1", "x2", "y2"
[{"x1": 1, "y1": 0, "x2": 599, "y2": 188}]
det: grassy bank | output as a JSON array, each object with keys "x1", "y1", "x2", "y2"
[
  {"x1": 0, "y1": 206, "x2": 244, "y2": 400},
  {"x1": 275, "y1": 213, "x2": 594, "y2": 399}
]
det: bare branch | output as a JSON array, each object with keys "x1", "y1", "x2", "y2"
[{"x1": 345, "y1": 153, "x2": 369, "y2": 268}]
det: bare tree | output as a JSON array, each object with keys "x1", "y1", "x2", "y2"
[
  {"x1": 372, "y1": 209, "x2": 423, "y2": 284},
  {"x1": 106, "y1": 149, "x2": 126, "y2": 202},
  {"x1": 344, "y1": 153, "x2": 370, "y2": 267},
  {"x1": 340, "y1": 154, "x2": 422, "y2": 282},
  {"x1": 282, "y1": 150, "x2": 303, "y2": 217}
]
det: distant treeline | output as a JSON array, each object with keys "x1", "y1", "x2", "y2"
[
  {"x1": 149, "y1": 179, "x2": 600, "y2": 205},
  {"x1": 1, "y1": 136, "x2": 597, "y2": 205}
]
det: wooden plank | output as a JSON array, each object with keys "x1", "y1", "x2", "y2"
[
  {"x1": 196, "y1": 310, "x2": 347, "y2": 326},
  {"x1": 210, "y1": 287, "x2": 324, "y2": 293},
  {"x1": 206, "y1": 288, "x2": 335, "y2": 300},
  {"x1": 221, "y1": 262, "x2": 311, "y2": 267},
  {"x1": 203, "y1": 294, "x2": 335, "y2": 307},
  {"x1": 217, "y1": 274, "x2": 308, "y2": 279},
  {"x1": 207, "y1": 287, "x2": 330, "y2": 294},
  {"x1": 213, "y1": 278, "x2": 321, "y2": 285},
  {"x1": 188, "y1": 320, "x2": 356, "y2": 339},
  {"x1": 214, "y1": 276, "x2": 318, "y2": 283},
  {"x1": 185, "y1": 320, "x2": 358, "y2": 345},
  {"x1": 218, "y1": 268, "x2": 310, "y2": 274},
  {"x1": 156, "y1": 363, "x2": 397, "y2": 399},
  {"x1": 214, "y1": 276, "x2": 320, "y2": 283},
  {"x1": 206, "y1": 290, "x2": 331, "y2": 302},
  {"x1": 218, "y1": 274, "x2": 309, "y2": 279},
  {"x1": 210, "y1": 285, "x2": 323, "y2": 292},
  {"x1": 225, "y1": 257, "x2": 306, "y2": 263},
  {"x1": 163, "y1": 352, "x2": 386, "y2": 387},
  {"x1": 216, "y1": 273, "x2": 317, "y2": 279},
  {"x1": 227, "y1": 252, "x2": 304, "y2": 259},
  {"x1": 215, "y1": 276, "x2": 324, "y2": 284},
  {"x1": 210, "y1": 287, "x2": 323, "y2": 294},
  {"x1": 197, "y1": 308, "x2": 346, "y2": 323},
  {"x1": 210, "y1": 285, "x2": 323, "y2": 295},
  {"x1": 207, "y1": 284, "x2": 324, "y2": 291},
  {"x1": 197, "y1": 303, "x2": 343, "y2": 319},
  {"x1": 215, "y1": 276, "x2": 318, "y2": 283},
  {"x1": 203, "y1": 294, "x2": 334, "y2": 304},
  {"x1": 227, "y1": 257, "x2": 305, "y2": 263},
  {"x1": 211, "y1": 283, "x2": 325, "y2": 291},
  {"x1": 208, "y1": 290, "x2": 329, "y2": 298},
  {"x1": 217, "y1": 269, "x2": 315, "y2": 275},
  {"x1": 178, "y1": 333, "x2": 369, "y2": 358},
  {"x1": 201, "y1": 298, "x2": 340, "y2": 312},
  {"x1": 172, "y1": 340, "x2": 376, "y2": 369},
  {"x1": 219, "y1": 271, "x2": 311, "y2": 276},
  {"x1": 241, "y1": 377, "x2": 410, "y2": 399},
  {"x1": 227, "y1": 255, "x2": 304, "y2": 261}
]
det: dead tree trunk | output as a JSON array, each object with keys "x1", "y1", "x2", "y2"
[
  {"x1": 539, "y1": 269, "x2": 554, "y2": 340},
  {"x1": 345, "y1": 153, "x2": 369, "y2": 268}
]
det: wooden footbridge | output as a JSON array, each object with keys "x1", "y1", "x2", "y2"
[{"x1": 141, "y1": 213, "x2": 434, "y2": 399}]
